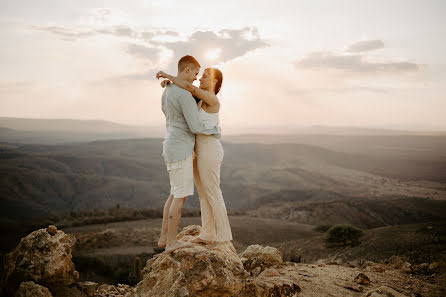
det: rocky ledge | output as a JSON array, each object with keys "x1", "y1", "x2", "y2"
[
  {"x1": 134, "y1": 225, "x2": 301, "y2": 297},
  {"x1": 1, "y1": 225, "x2": 445, "y2": 297}
]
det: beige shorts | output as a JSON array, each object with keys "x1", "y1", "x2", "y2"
[{"x1": 165, "y1": 154, "x2": 194, "y2": 198}]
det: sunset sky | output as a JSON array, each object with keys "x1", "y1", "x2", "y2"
[{"x1": 1, "y1": 0, "x2": 445, "y2": 131}]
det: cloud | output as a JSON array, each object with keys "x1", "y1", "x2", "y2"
[
  {"x1": 90, "y1": 70, "x2": 156, "y2": 84},
  {"x1": 156, "y1": 27, "x2": 269, "y2": 70},
  {"x1": 28, "y1": 22, "x2": 268, "y2": 77},
  {"x1": 29, "y1": 25, "x2": 96, "y2": 41},
  {"x1": 126, "y1": 44, "x2": 160, "y2": 62},
  {"x1": 29, "y1": 24, "x2": 140, "y2": 40},
  {"x1": 347, "y1": 39, "x2": 384, "y2": 52},
  {"x1": 96, "y1": 25, "x2": 136, "y2": 37},
  {"x1": 295, "y1": 51, "x2": 420, "y2": 74}
]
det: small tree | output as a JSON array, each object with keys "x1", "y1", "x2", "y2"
[{"x1": 325, "y1": 224, "x2": 364, "y2": 247}]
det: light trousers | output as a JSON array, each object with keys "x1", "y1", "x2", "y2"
[{"x1": 193, "y1": 134, "x2": 233, "y2": 242}]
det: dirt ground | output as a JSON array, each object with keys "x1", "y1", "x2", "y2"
[{"x1": 292, "y1": 263, "x2": 445, "y2": 297}]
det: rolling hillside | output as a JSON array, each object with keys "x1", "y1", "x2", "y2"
[{"x1": 1, "y1": 137, "x2": 445, "y2": 226}]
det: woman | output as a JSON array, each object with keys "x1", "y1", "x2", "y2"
[{"x1": 156, "y1": 68, "x2": 233, "y2": 245}]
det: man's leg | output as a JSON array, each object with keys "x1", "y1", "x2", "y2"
[
  {"x1": 158, "y1": 194, "x2": 174, "y2": 248},
  {"x1": 165, "y1": 196, "x2": 192, "y2": 252}
]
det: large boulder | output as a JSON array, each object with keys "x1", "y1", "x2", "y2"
[
  {"x1": 134, "y1": 225, "x2": 246, "y2": 297},
  {"x1": 135, "y1": 226, "x2": 301, "y2": 297},
  {"x1": 386, "y1": 255, "x2": 409, "y2": 269},
  {"x1": 1, "y1": 225, "x2": 79, "y2": 295},
  {"x1": 239, "y1": 244, "x2": 283, "y2": 276},
  {"x1": 14, "y1": 281, "x2": 53, "y2": 297},
  {"x1": 239, "y1": 266, "x2": 301, "y2": 297},
  {"x1": 94, "y1": 283, "x2": 134, "y2": 297}
]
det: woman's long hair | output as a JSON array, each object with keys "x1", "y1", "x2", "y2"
[{"x1": 205, "y1": 67, "x2": 223, "y2": 95}]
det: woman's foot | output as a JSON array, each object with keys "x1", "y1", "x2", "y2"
[
  {"x1": 165, "y1": 240, "x2": 193, "y2": 253},
  {"x1": 207, "y1": 241, "x2": 228, "y2": 249},
  {"x1": 190, "y1": 236, "x2": 215, "y2": 245}
]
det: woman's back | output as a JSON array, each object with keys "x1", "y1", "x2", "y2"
[{"x1": 199, "y1": 107, "x2": 219, "y2": 127}]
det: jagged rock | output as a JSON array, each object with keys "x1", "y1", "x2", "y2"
[
  {"x1": 135, "y1": 226, "x2": 301, "y2": 297},
  {"x1": 406, "y1": 261, "x2": 446, "y2": 275},
  {"x1": 238, "y1": 266, "x2": 301, "y2": 297},
  {"x1": 93, "y1": 283, "x2": 133, "y2": 297},
  {"x1": 76, "y1": 281, "x2": 98, "y2": 296},
  {"x1": 1, "y1": 226, "x2": 79, "y2": 295},
  {"x1": 239, "y1": 244, "x2": 283, "y2": 276},
  {"x1": 362, "y1": 285, "x2": 408, "y2": 297},
  {"x1": 14, "y1": 281, "x2": 53, "y2": 297},
  {"x1": 134, "y1": 225, "x2": 246, "y2": 297},
  {"x1": 354, "y1": 273, "x2": 371, "y2": 285},
  {"x1": 46, "y1": 225, "x2": 58, "y2": 236},
  {"x1": 401, "y1": 262, "x2": 412, "y2": 274},
  {"x1": 344, "y1": 284, "x2": 364, "y2": 292},
  {"x1": 427, "y1": 261, "x2": 446, "y2": 273},
  {"x1": 387, "y1": 255, "x2": 409, "y2": 269},
  {"x1": 47, "y1": 283, "x2": 87, "y2": 297},
  {"x1": 176, "y1": 225, "x2": 201, "y2": 240},
  {"x1": 362, "y1": 261, "x2": 376, "y2": 268},
  {"x1": 97, "y1": 283, "x2": 118, "y2": 294},
  {"x1": 411, "y1": 263, "x2": 430, "y2": 275},
  {"x1": 364, "y1": 262, "x2": 387, "y2": 273}
]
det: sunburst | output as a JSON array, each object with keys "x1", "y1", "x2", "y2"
[{"x1": 205, "y1": 48, "x2": 222, "y2": 61}]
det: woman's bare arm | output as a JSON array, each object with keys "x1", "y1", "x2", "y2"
[
  {"x1": 160, "y1": 79, "x2": 171, "y2": 88},
  {"x1": 156, "y1": 71, "x2": 219, "y2": 107}
]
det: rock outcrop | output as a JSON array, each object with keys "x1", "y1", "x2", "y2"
[
  {"x1": 2, "y1": 224, "x2": 302, "y2": 297},
  {"x1": 239, "y1": 244, "x2": 283, "y2": 276},
  {"x1": 5, "y1": 224, "x2": 443, "y2": 297},
  {"x1": 14, "y1": 281, "x2": 53, "y2": 297},
  {"x1": 1, "y1": 225, "x2": 79, "y2": 296},
  {"x1": 134, "y1": 225, "x2": 301, "y2": 297},
  {"x1": 239, "y1": 266, "x2": 301, "y2": 297},
  {"x1": 95, "y1": 283, "x2": 134, "y2": 297},
  {"x1": 134, "y1": 225, "x2": 247, "y2": 297}
]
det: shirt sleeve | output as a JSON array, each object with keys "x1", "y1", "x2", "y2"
[{"x1": 177, "y1": 92, "x2": 221, "y2": 138}]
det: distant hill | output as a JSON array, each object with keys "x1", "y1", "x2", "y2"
[
  {"x1": 0, "y1": 117, "x2": 163, "y2": 144},
  {"x1": 224, "y1": 134, "x2": 446, "y2": 160},
  {"x1": 222, "y1": 124, "x2": 446, "y2": 136},
  {"x1": 2, "y1": 117, "x2": 445, "y2": 144},
  {"x1": 247, "y1": 191, "x2": 446, "y2": 229},
  {"x1": 1, "y1": 137, "x2": 445, "y2": 228},
  {"x1": 0, "y1": 117, "x2": 156, "y2": 133}
]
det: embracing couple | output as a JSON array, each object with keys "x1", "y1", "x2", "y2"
[{"x1": 156, "y1": 55, "x2": 233, "y2": 253}]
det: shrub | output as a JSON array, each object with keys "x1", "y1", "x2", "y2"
[{"x1": 325, "y1": 224, "x2": 364, "y2": 247}]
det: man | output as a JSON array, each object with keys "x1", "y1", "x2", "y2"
[{"x1": 157, "y1": 55, "x2": 221, "y2": 253}]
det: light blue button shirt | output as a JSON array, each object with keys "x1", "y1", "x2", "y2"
[{"x1": 161, "y1": 84, "x2": 221, "y2": 162}]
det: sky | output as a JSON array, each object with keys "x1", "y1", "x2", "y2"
[{"x1": 1, "y1": 0, "x2": 446, "y2": 131}]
